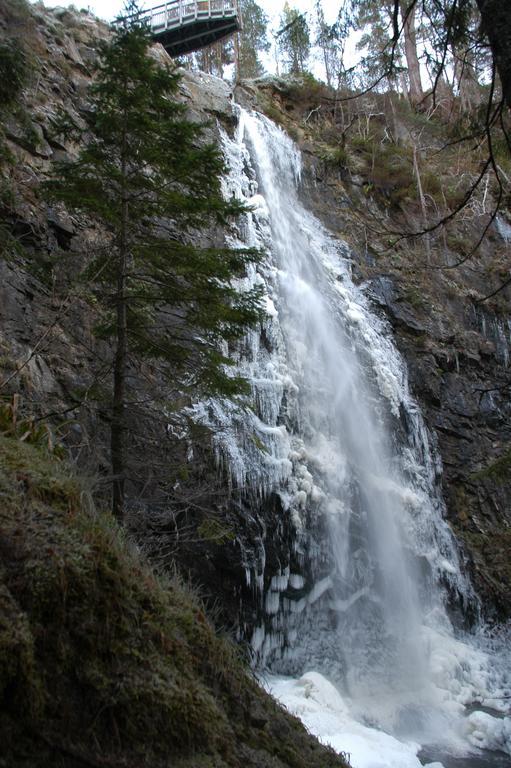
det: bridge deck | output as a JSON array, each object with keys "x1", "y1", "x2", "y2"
[{"x1": 134, "y1": 1, "x2": 240, "y2": 56}]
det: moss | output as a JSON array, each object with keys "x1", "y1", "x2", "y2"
[
  {"x1": 197, "y1": 517, "x2": 236, "y2": 544},
  {"x1": 401, "y1": 285, "x2": 425, "y2": 308},
  {"x1": 319, "y1": 144, "x2": 348, "y2": 169},
  {"x1": 0, "y1": 434, "x2": 349, "y2": 768},
  {"x1": 455, "y1": 527, "x2": 511, "y2": 618},
  {"x1": 473, "y1": 448, "x2": 511, "y2": 484},
  {"x1": 262, "y1": 101, "x2": 285, "y2": 128}
]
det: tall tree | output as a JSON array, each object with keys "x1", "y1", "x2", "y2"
[
  {"x1": 194, "y1": 39, "x2": 233, "y2": 77},
  {"x1": 391, "y1": 0, "x2": 511, "y2": 109},
  {"x1": 353, "y1": 0, "x2": 407, "y2": 92},
  {"x1": 278, "y1": 3, "x2": 311, "y2": 75},
  {"x1": 314, "y1": 0, "x2": 338, "y2": 88},
  {"x1": 400, "y1": 1, "x2": 424, "y2": 104},
  {"x1": 475, "y1": 0, "x2": 511, "y2": 108},
  {"x1": 238, "y1": 0, "x2": 270, "y2": 79},
  {"x1": 48, "y1": 8, "x2": 262, "y2": 520}
]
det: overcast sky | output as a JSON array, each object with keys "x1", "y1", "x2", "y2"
[
  {"x1": 50, "y1": 0, "x2": 341, "y2": 25},
  {"x1": 32, "y1": 0, "x2": 357, "y2": 79}
]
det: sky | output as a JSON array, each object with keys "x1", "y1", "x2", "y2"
[
  {"x1": 51, "y1": 0, "x2": 341, "y2": 26},
  {"x1": 32, "y1": 0, "x2": 357, "y2": 80}
]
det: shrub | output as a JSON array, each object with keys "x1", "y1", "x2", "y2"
[
  {"x1": 422, "y1": 171, "x2": 443, "y2": 199},
  {"x1": 0, "y1": 40, "x2": 29, "y2": 108},
  {"x1": 282, "y1": 72, "x2": 331, "y2": 104},
  {"x1": 365, "y1": 144, "x2": 416, "y2": 206},
  {"x1": 319, "y1": 144, "x2": 348, "y2": 169}
]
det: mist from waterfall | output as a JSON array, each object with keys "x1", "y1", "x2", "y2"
[{"x1": 194, "y1": 108, "x2": 511, "y2": 765}]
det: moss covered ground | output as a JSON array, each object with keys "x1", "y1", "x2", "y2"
[{"x1": 0, "y1": 434, "x2": 348, "y2": 768}]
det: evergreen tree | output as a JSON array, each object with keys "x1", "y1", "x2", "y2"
[
  {"x1": 400, "y1": 1, "x2": 424, "y2": 105},
  {"x1": 353, "y1": 0, "x2": 406, "y2": 92},
  {"x1": 314, "y1": 0, "x2": 335, "y2": 88},
  {"x1": 314, "y1": 0, "x2": 351, "y2": 89},
  {"x1": 238, "y1": 0, "x2": 270, "y2": 79},
  {"x1": 278, "y1": 3, "x2": 311, "y2": 75},
  {"x1": 194, "y1": 38, "x2": 233, "y2": 77},
  {"x1": 48, "y1": 7, "x2": 262, "y2": 521}
]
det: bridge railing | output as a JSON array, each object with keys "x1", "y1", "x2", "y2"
[{"x1": 135, "y1": 0, "x2": 239, "y2": 33}]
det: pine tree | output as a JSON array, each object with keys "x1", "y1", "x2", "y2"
[
  {"x1": 238, "y1": 0, "x2": 270, "y2": 79},
  {"x1": 279, "y1": 3, "x2": 311, "y2": 75},
  {"x1": 353, "y1": 0, "x2": 405, "y2": 92},
  {"x1": 48, "y1": 7, "x2": 263, "y2": 521},
  {"x1": 314, "y1": 0, "x2": 334, "y2": 88}
]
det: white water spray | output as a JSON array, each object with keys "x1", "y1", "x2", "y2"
[{"x1": 195, "y1": 108, "x2": 511, "y2": 765}]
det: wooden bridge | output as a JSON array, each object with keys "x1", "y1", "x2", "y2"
[{"x1": 130, "y1": 0, "x2": 241, "y2": 57}]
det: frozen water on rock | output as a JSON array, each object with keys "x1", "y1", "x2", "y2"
[
  {"x1": 495, "y1": 215, "x2": 511, "y2": 243},
  {"x1": 193, "y1": 108, "x2": 511, "y2": 766},
  {"x1": 266, "y1": 672, "x2": 426, "y2": 768},
  {"x1": 471, "y1": 306, "x2": 511, "y2": 368}
]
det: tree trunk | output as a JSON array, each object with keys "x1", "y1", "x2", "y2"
[
  {"x1": 111, "y1": 149, "x2": 129, "y2": 522},
  {"x1": 476, "y1": 0, "x2": 511, "y2": 109},
  {"x1": 234, "y1": 30, "x2": 240, "y2": 83},
  {"x1": 321, "y1": 41, "x2": 332, "y2": 88},
  {"x1": 111, "y1": 214, "x2": 128, "y2": 522},
  {"x1": 401, "y1": 2, "x2": 424, "y2": 106},
  {"x1": 454, "y1": 47, "x2": 481, "y2": 113}
]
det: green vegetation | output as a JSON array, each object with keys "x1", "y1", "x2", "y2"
[
  {"x1": 282, "y1": 71, "x2": 331, "y2": 104},
  {"x1": 0, "y1": 429, "x2": 348, "y2": 768},
  {"x1": 474, "y1": 448, "x2": 511, "y2": 484},
  {"x1": 197, "y1": 516, "x2": 236, "y2": 544},
  {"x1": 0, "y1": 397, "x2": 66, "y2": 457},
  {"x1": 238, "y1": 0, "x2": 270, "y2": 78},
  {"x1": 0, "y1": 41, "x2": 29, "y2": 108},
  {"x1": 455, "y1": 526, "x2": 511, "y2": 619},
  {"x1": 360, "y1": 142, "x2": 416, "y2": 208},
  {"x1": 0, "y1": 2, "x2": 36, "y2": 263},
  {"x1": 0, "y1": 0, "x2": 32, "y2": 118},
  {"x1": 47, "y1": 8, "x2": 263, "y2": 520},
  {"x1": 318, "y1": 144, "x2": 348, "y2": 170},
  {"x1": 278, "y1": 3, "x2": 311, "y2": 75}
]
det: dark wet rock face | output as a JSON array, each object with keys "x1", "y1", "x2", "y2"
[{"x1": 373, "y1": 279, "x2": 511, "y2": 619}]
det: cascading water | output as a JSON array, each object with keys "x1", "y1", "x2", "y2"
[{"x1": 195, "y1": 108, "x2": 511, "y2": 766}]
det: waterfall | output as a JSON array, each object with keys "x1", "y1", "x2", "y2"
[{"x1": 194, "y1": 108, "x2": 511, "y2": 764}]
